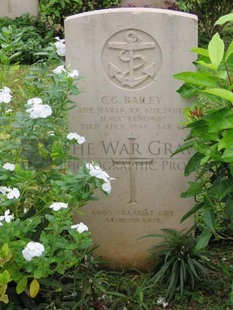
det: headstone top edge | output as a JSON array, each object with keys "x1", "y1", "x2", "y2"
[{"x1": 65, "y1": 8, "x2": 198, "y2": 22}]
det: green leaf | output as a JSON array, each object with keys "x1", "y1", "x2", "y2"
[
  {"x1": 186, "y1": 119, "x2": 207, "y2": 128},
  {"x1": 225, "y1": 200, "x2": 233, "y2": 224},
  {"x1": 230, "y1": 164, "x2": 233, "y2": 176},
  {"x1": 16, "y1": 278, "x2": 28, "y2": 294},
  {"x1": 191, "y1": 259, "x2": 207, "y2": 276},
  {"x1": 215, "y1": 13, "x2": 233, "y2": 26},
  {"x1": 0, "y1": 270, "x2": 11, "y2": 284},
  {"x1": 195, "y1": 229, "x2": 212, "y2": 250},
  {"x1": 177, "y1": 83, "x2": 198, "y2": 98},
  {"x1": 186, "y1": 263, "x2": 195, "y2": 289},
  {"x1": 161, "y1": 228, "x2": 179, "y2": 235},
  {"x1": 181, "y1": 202, "x2": 204, "y2": 222},
  {"x1": 45, "y1": 214, "x2": 55, "y2": 222},
  {"x1": 29, "y1": 279, "x2": 40, "y2": 298},
  {"x1": 209, "y1": 178, "x2": 233, "y2": 200},
  {"x1": 172, "y1": 140, "x2": 194, "y2": 157},
  {"x1": 202, "y1": 208, "x2": 215, "y2": 231},
  {"x1": 187, "y1": 258, "x2": 199, "y2": 279},
  {"x1": 34, "y1": 269, "x2": 45, "y2": 279},
  {"x1": 180, "y1": 261, "x2": 184, "y2": 296},
  {"x1": 192, "y1": 141, "x2": 218, "y2": 159},
  {"x1": 0, "y1": 294, "x2": 8, "y2": 304},
  {"x1": 230, "y1": 290, "x2": 233, "y2": 305},
  {"x1": 184, "y1": 153, "x2": 204, "y2": 176},
  {"x1": 139, "y1": 233, "x2": 169, "y2": 240},
  {"x1": 208, "y1": 33, "x2": 224, "y2": 70},
  {"x1": 147, "y1": 242, "x2": 170, "y2": 252},
  {"x1": 218, "y1": 129, "x2": 233, "y2": 150},
  {"x1": 203, "y1": 88, "x2": 233, "y2": 102},
  {"x1": 1, "y1": 243, "x2": 10, "y2": 258},
  {"x1": 195, "y1": 60, "x2": 215, "y2": 70},
  {"x1": 225, "y1": 41, "x2": 233, "y2": 61},
  {"x1": 207, "y1": 108, "x2": 233, "y2": 132},
  {"x1": 107, "y1": 291, "x2": 127, "y2": 298},
  {"x1": 221, "y1": 145, "x2": 233, "y2": 162},
  {"x1": 174, "y1": 72, "x2": 219, "y2": 88},
  {"x1": 189, "y1": 125, "x2": 219, "y2": 142},
  {"x1": 192, "y1": 47, "x2": 209, "y2": 57},
  {"x1": 166, "y1": 260, "x2": 179, "y2": 300},
  {"x1": 181, "y1": 180, "x2": 205, "y2": 198}
]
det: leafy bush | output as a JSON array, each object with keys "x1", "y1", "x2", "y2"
[
  {"x1": 0, "y1": 14, "x2": 55, "y2": 65},
  {"x1": 0, "y1": 37, "x2": 114, "y2": 306},
  {"x1": 176, "y1": 0, "x2": 233, "y2": 46},
  {"x1": 39, "y1": 0, "x2": 121, "y2": 37},
  {"x1": 174, "y1": 13, "x2": 233, "y2": 248}
]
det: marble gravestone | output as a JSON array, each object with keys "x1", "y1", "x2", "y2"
[
  {"x1": 0, "y1": 0, "x2": 38, "y2": 19},
  {"x1": 65, "y1": 8, "x2": 197, "y2": 269}
]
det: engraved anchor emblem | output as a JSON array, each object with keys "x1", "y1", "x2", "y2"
[{"x1": 108, "y1": 30, "x2": 156, "y2": 88}]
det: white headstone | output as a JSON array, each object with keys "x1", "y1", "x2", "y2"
[
  {"x1": 65, "y1": 8, "x2": 197, "y2": 269},
  {"x1": 0, "y1": 0, "x2": 38, "y2": 19}
]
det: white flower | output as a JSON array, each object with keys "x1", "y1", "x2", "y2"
[
  {"x1": 0, "y1": 187, "x2": 20, "y2": 199},
  {"x1": 2, "y1": 86, "x2": 10, "y2": 93},
  {"x1": 27, "y1": 97, "x2": 43, "y2": 106},
  {"x1": 67, "y1": 132, "x2": 85, "y2": 144},
  {"x1": 5, "y1": 108, "x2": 13, "y2": 114},
  {"x1": 157, "y1": 297, "x2": 168, "y2": 308},
  {"x1": 53, "y1": 65, "x2": 66, "y2": 74},
  {"x1": 85, "y1": 163, "x2": 102, "y2": 177},
  {"x1": 68, "y1": 69, "x2": 79, "y2": 78},
  {"x1": 26, "y1": 97, "x2": 52, "y2": 119},
  {"x1": 0, "y1": 86, "x2": 12, "y2": 103},
  {"x1": 0, "y1": 186, "x2": 8, "y2": 195},
  {"x1": 95, "y1": 170, "x2": 111, "y2": 182},
  {"x1": 71, "y1": 222, "x2": 88, "y2": 233},
  {"x1": 157, "y1": 297, "x2": 165, "y2": 305},
  {"x1": 6, "y1": 187, "x2": 20, "y2": 199},
  {"x1": 3, "y1": 163, "x2": 15, "y2": 171},
  {"x1": 26, "y1": 103, "x2": 52, "y2": 119},
  {"x1": 86, "y1": 163, "x2": 114, "y2": 182},
  {"x1": 85, "y1": 163, "x2": 114, "y2": 194},
  {"x1": 102, "y1": 181, "x2": 112, "y2": 194},
  {"x1": 0, "y1": 209, "x2": 14, "y2": 223},
  {"x1": 22, "y1": 241, "x2": 45, "y2": 261},
  {"x1": 48, "y1": 131, "x2": 55, "y2": 136},
  {"x1": 50, "y1": 202, "x2": 68, "y2": 211},
  {"x1": 55, "y1": 37, "x2": 65, "y2": 57}
]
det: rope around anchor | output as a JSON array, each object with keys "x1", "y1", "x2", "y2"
[{"x1": 119, "y1": 50, "x2": 145, "y2": 77}]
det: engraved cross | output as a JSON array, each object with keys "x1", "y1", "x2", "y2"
[{"x1": 112, "y1": 138, "x2": 153, "y2": 204}]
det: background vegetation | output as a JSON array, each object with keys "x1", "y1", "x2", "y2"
[{"x1": 0, "y1": 0, "x2": 232, "y2": 65}]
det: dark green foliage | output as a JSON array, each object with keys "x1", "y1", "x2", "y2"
[
  {"x1": 176, "y1": 0, "x2": 233, "y2": 46},
  {"x1": 0, "y1": 14, "x2": 55, "y2": 65},
  {"x1": 39, "y1": 0, "x2": 121, "y2": 36},
  {"x1": 173, "y1": 14, "x2": 233, "y2": 304},
  {"x1": 174, "y1": 14, "x2": 233, "y2": 248}
]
